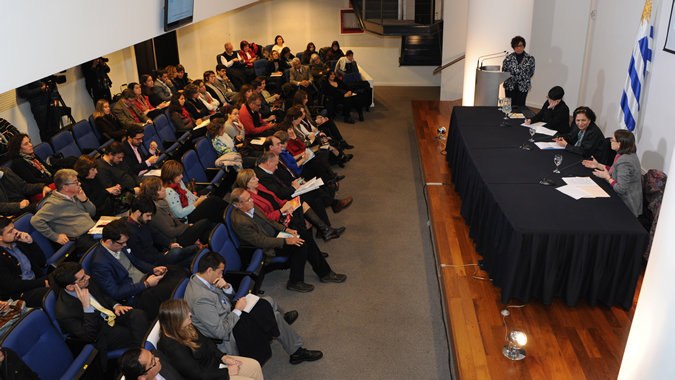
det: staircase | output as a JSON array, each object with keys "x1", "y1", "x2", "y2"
[{"x1": 350, "y1": 0, "x2": 442, "y2": 66}]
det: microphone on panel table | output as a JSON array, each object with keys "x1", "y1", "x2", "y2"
[
  {"x1": 519, "y1": 135, "x2": 558, "y2": 151},
  {"x1": 538, "y1": 158, "x2": 584, "y2": 186}
]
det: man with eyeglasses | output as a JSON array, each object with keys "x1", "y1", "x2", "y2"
[
  {"x1": 53, "y1": 262, "x2": 149, "y2": 370},
  {"x1": 119, "y1": 348, "x2": 182, "y2": 380},
  {"x1": 31, "y1": 169, "x2": 99, "y2": 256},
  {"x1": 122, "y1": 126, "x2": 159, "y2": 177},
  {"x1": 239, "y1": 94, "x2": 276, "y2": 138},
  {"x1": 89, "y1": 219, "x2": 187, "y2": 320}
]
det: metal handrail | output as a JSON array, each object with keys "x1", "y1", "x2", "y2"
[{"x1": 433, "y1": 54, "x2": 466, "y2": 75}]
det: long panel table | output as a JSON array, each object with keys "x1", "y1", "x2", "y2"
[{"x1": 445, "y1": 106, "x2": 648, "y2": 308}]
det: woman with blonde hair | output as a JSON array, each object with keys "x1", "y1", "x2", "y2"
[
  {"x1": 93, "y1": 99, "x2": 126, "y2": 141},
  {"x1": 157, "y1": 299, "x2": 263, "y2": 380}
]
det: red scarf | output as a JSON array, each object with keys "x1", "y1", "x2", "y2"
[
  {"x1": 168, "y1": 183, "x2": 189, "y2": 207},
  {"x1": 180, "y1": 107, "x2": 193, "y2": 125}
]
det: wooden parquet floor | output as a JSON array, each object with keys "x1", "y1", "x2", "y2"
[{"x1": 412, "y1": 100, "x2": 644, "y2": 380}]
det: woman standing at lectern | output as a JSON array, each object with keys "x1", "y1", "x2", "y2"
[
  {"x1": 524, "y1": 86, "x2": 570, "y2": 134},
  {"x1": 502, "y1": 36, "x2": 535, "y2": 107}
]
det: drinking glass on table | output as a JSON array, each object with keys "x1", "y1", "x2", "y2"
[
  {"x1": 528, "y1": 126, "x2": 536, "y2": 142},
  {"x1": 553, "y1": 154, "x2": 563, "y2": 173},
  {"x1": 503, "y1": 98, "x2": 512, "y2": 116}
]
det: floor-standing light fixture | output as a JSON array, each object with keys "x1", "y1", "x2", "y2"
[{"x1": 502, "y1": 330, "x2": 527, "y2": 360}]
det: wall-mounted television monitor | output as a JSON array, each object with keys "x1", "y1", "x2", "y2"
[{"x1": 164, "y1": 0, "x2": 194, "y2": 32}]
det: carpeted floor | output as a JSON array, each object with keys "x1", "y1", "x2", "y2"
[{"x1": 259, "y1": 86, "x2": 450, "y2": 379}]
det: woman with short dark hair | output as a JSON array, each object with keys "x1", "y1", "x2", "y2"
[
  {"x1": 583, "y1": 129, "x2": 642, "y2": 216},
  {"x1": 525, "y1": 86, "x2": 570, "y2": 134},
  {"x1": 325, "y1": 40, "x2": 344, "y2": 62},
  {"x1": 501, "y1": 36, "x2": 535, "y2": 107},
  {"x1": 74, "y1": 155, "x2": 117, "y2": 218},
  {"x1": 553, "y1": 106, "x2": 605, "y2": 158}
]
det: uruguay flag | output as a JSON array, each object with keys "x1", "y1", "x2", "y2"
[{"x1": 619, "y1": 0, "x2": 654, "y2": 132}]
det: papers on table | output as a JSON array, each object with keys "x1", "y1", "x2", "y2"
[
  {"x1": 535, "y1": 142, "x2": 565, "y2": 150},
  {"x1": 510, "y1": 113, "x2": 526, "y2": 119},
  {"x1": 291, "y1": 177, "x2": 324, "y2": 198},
  {"x1": 88, "y1": 216, "x2": 120, "y2": 237},
  {"x1": 556, "y1": 177, "x2": 610, "y2": 200},
  {"x1": 250, "y1": 137, "x2": 266, "y2": 145},
  {"x1": 521, "y1": 122, "x2": 557, "y2": 136}
]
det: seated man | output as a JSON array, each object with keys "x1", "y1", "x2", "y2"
[
  {"x1": 89, "y1": 219, "x2": 187, "y2": 319},
  {"x1": 173, "y1": 64, "x2": 189, "y2": 91},
  {"x1": 252, "y1": 79, "x2": 284, "y2": 121},
  {"x1": 204, "y1": 70, "x2": 228, "y2": 106},
  {"x1": 126, "y1": 196, "x2": 199, "y2": 269},
  {"x1": 186, "y1": 251, "x2": 322, "y2": 365},
  {"x1": 53, "y1": 262, "x2": 150, "y2": 365},
  {"x1": 335, "y1": 50, "x2": 360, "y2": 77},
  {"x1": 113, "y1": 89, "x2": 152, "y2": 129},
  {"x1": 289, "y1": 58, "x2": 315, "y2": 103},
  {"x1": 230, "y1": 188, "x2": 346, "y2": 293},
  {"x1": 0, "y1": 167, "x2": 51, "y2": 216},
  {"x1": 30, "y1": 169, "x2": 99, "y2": 256},
  {"x1": 118, "y1": 348, "x2": 183, "y2": 380},
  {"x1": 97, "y1": 142, "x2": 141, "y2": 193},
  {"x1": 238, "y1": 94, "x2": 276, "y2": 137},
  {"x1": 0, "y1": 217, "x2": 50, "y2": 307},
  {"x1": 153, "y1": 69, "x2": 173, "y2": 102},
  {"x1": 123, "y1": 126, "x2": 159, "y2": 177},
  {"x1": 216, "y1": 65, "x2": 239, "y2": 102}
]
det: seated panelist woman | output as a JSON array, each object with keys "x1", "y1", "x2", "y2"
[
  {"x1": 525, "y1": 86, "x2": 570, "y2": 134},
  {"x1": 582, "y1": 130, "x2": 643, "y2": 217},
  {"x1": 553, "y1": 106, "x2": 604, "y2": 158}
]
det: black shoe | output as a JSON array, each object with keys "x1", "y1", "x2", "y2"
[
  {"x1": 344, "y1": 154, "x2": 353, "y2": 161},
  {"x1": 344, "y1": 117, "x2": 355, "y2": 124},
  {"x1": 289, "y1": 348, "x2": 323, "y2": 365},
  {"x1": 286, "y1": 281, "x2": 315, "y2": 293},
  {"x1": 334, "y1": 174, "x2": 345, "y2": 182},
  {"x1": 340, "y1": 140, "x2": 354, "y2": 150},
  {"x1": 283, "y1": 310, "x2": 298, "y2": 325},
  {"x1": 358, "y1": 113, "x2": 364, "y2": 122},
  {"x1": 320, "y1": 271, "x2": 347, "y2": 283},
  {"x1": 316, "y1": 226, "x2": 345, "y2": 242},
  {"x1": 321, "y1": 251, "x2": 329, "y2": 258}
]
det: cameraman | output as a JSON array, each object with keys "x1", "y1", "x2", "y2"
[
  {"x1": 81, "y1": 58, "x2": 112, "y2": 105},
  {"x1": 16, "y1": 79, "x2": 61, "y2": 142}
]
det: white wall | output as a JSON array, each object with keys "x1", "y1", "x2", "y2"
[
  {"x1": 528, "y1": 0, "x2": 591, "y2": 110},
  {"x1": 0, "y1": 0, "x2": 259, "y2": 94},
  {"x1": 439, "y1": 0, "x2": 469, "y2": 101}
]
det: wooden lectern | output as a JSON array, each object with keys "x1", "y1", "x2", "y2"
[{"x1": 474, "y1": 65, "x2": 511, "y2": 106}]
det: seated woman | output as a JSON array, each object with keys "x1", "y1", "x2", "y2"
[
  {"x1": 525, "y1": 86, "x2": 570, "y2": 134},
  {"x1": 208, "y1": 118, "x2": 258, "y2": 171},
  {"x1": 165, "y1": 65, "x2": 178, "y2": 94},
  {"x1": 235, "y1": 85, "x2": 254, "y2": 109},
  {"x1": 74, "y1": 155, "x2": 118, "y2": 218},
  {"x1": 301, "y1": 42, "x2": 316, "y2": 65},
  {"x1": 161, "y1": 160, "x2": 227, "y2": 223},
  {"x1": 237, "y1": 41, "x2": 258, "y2": 72},
  {"x1": 309, "y1": 54, "x2": 329, "y2": 82},
  {"x1": 292, "y1": 89, "x2": 353, "y2": 150},
  {"x1": 264, "y1": 50, "x2": 285, "y2": 94},
  {"x1": 193, "y1": 79, "x2": 222, "y2": 114},
  {"x1": 93, "y1": 99, "x2": 126, "y2": 141},
  {"x1": 169, "y1": 92, "x2": 202, "y2": 134},
  {"x1": 141, "y1": 74, "x2": 165, "y2": 108},
  {"x1": 224, "y1": 106, "x2": 245, "y2": 142},
  {"x1": 157, "y1": 299, "x2": 263, "y2": 380},
  {"x1": 325, "y1": 40, "x2": 344, "y2": 62},
  {"x1": 271, "y1": 35, "x2": 286, "y2": 55},
  {"x1": 288, "y1": 105, "x2": 352, "y2": 167},
  {"x1": 553, "y1": 106, "x2": 604, "y2": 158},
  {"x1": 279, "y1": 47, "x2": 294, "y2": 72},
  {"x1": 8, "y1": 133, "x2": 54, "y2": 185},
  {"x1": 237, "y1": 169, "x2": 345, "y2": 241},
  {"x1": 184, "y1": 83, "x2": 211, "y2": 120},
  {"x1": 128, "y1": 82, "x2": 164, "y2": 120},
  {"x1": 582, "y1": 130, "x2": 643, "y2": 217},
  {"x1": 140, "y1": 177, "x2": 213, "y2": 247},
  {"x1": 322, "y1": 69, "x2": 365, "y2": 124}
]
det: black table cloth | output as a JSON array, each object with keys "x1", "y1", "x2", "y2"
[{"x1": 445, "y1": 106, "x2": 647, "y2": 307}]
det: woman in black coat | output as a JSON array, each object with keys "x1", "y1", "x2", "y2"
[
  {"x1": 264, "y1": 50, "x2": 286, "y2": 94},
  {"x1": 525, "y1": 86, "x2": 570, "y2": 134},
  {"x1": 74, "y1": 155, "x2": 117, "y2": 218},
  {"x1": 321, "y1": 69, "x2": 364, "y2": 124},
  {"x1": 184, "y1": 84, "x2": 211, "y2": 120},
  {"x1": 8, "y1": 134, "x2": 54, "y2": 185},
  {"x1": 553, "y1": 106, "x2": 605, "y2": 158}
]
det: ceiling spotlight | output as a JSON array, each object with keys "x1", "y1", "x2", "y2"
[{"x1": 502, "y1": 330, "x2": 527, "y2": 360}]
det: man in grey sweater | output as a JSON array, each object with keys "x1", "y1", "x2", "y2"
[{"x1": 31, "y1": 169, "x2": 99, "y2": 255}]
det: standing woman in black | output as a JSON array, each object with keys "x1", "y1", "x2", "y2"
[{"x1": 501, "y1": 36, "x2": 535, "y2": 108}]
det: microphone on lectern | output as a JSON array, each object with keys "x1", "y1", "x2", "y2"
[
  {"x1": 538, "y1": 158, "x2": 584, "y2": 186},
  {"x1": 476, "y1": 51, "x2": 508, "y2": 68}
]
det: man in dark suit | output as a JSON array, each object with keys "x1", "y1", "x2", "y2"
[
  {"x1": 97, "y1": 142, "x2": 141, "y2": 192},
  {"x1": 0, "y1": 167, "x2": 51, "y2": 216},
  {"x1": 0, "y1": 217, "x2": 50, "y2": 307},
  {"x1": 122, "y1": 126, "x2": 158, "y2": 177},
  {"x1": 119, "y1": 348, "x2": 183, "y2": 380},
  {"x1": 53, "y1": 262, "x2": 149, "y2": 364},
  {"x1": 230, "y1": 188, "x2": 346, "y2": 293},
  {"x1": 89, "y1": 219, "x2": 187, "y2": 319}
]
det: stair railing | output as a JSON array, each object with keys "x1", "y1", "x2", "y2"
[{"x1": 433, "y1": 53, "x2": 466, "y2": 75}]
